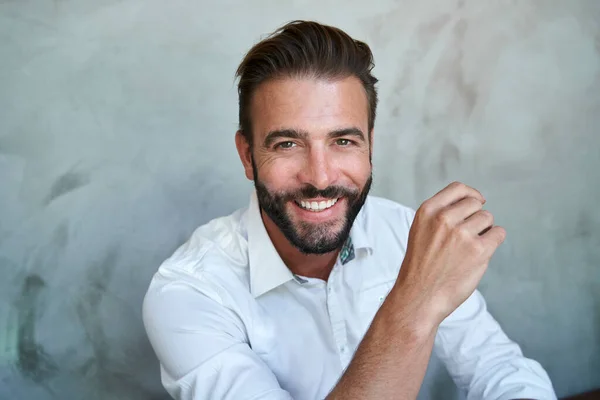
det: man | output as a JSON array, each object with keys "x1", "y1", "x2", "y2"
[{"x1": 143, "y1": 20, "x2": 556, "y2": 399}]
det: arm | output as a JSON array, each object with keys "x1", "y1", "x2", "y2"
[
  {"x1": 329, "y1": 182, "x2": 508, "y2": 399},
  {"x1": 437, "y1": 290, "x2": 556, "y2": 400},
  {"x1": 142, "y1": 275, "x2": 293, "y2": 400}
]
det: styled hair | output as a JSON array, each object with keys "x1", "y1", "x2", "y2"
[{"x1": 235, "y1": 20, "x2": 379, "y2": 146}]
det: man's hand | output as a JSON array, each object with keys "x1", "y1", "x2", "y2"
[{"x1": 393, "y1": 181, "x2": 507, "y2": 331}]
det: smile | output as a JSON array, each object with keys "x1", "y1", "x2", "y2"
[{"x1": 294, "y1": 198, "x2": 339, "y2": 212}]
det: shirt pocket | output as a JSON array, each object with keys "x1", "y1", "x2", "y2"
[{"x1": 357, "y1": 279, "x2": 395, "y2": 320}]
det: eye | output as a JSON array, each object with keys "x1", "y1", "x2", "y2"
[
  {"x1": 275, "y1": 141, "x2": 296, "y2": 150},
  {"x1": 336, "y1": 138, "x2": 353, "y2": 146}
]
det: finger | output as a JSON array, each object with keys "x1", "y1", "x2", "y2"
[
  {"x1": 443, "y1": 197, "x2": 484, "y2": 225},
  {"x1": 429, "y1": 181, "x2": 485, "y2": 209},
  {"x1": 479, "y1": 226, "x2": 506, "y2": 257},
  {"x1": 462, "y1": 209, "x2": 494, "y2": 235}
]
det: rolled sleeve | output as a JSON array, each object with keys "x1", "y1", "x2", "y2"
[
  {"x1": 435, "y1": 290, "x2": 556, "y2": 400},
  {"x1": 142, "y1": 273, "x2": 292, "y2": 400}
]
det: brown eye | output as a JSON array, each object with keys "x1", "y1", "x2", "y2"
[{"x1": 336, "y1": 138, "x2": 351, "y2": 146}]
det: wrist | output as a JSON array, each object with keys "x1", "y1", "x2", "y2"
[{"x1": 378, "y1": 283, "x2": 441, "y2": 345}]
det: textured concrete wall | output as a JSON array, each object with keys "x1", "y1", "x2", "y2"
[{"x1": 1, "y1": 1, "x2": 598, "y2": 399}]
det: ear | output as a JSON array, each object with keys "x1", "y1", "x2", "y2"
[{"x1": 235, "y1": 130, "x2": 255, "y2": 181}]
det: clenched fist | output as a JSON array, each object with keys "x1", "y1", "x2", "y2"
[{"x1": 394, "y1": 181, "x2": 506, "y2": 329}]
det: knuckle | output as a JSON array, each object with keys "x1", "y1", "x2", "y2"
[
  {"x1": 454, "y1": 226, "x2": 470, "y2": 241},
  {"x1": 469, "y1": 240, "x2": 485, "y2": 256},
  {"x1": 468, "y1": 197, "x2": 484, "y2": 208},
  {"x1": 479, "y1": 209, "x2": 493, "y2": 220},
  {"x1": 420, "y1": 200, "x2": 437, "y2": 217},
  {"x1": 435, "y1": 210, "x2": 451, "y2": 227},
  {"x1": 496, "y1": 227, "x2": 507, "y2": 242},
  {"x1": 450, "y1": 181, "x2": 464, "y2": 189},
  {"x1": 420, "y1": 199, "x2": 433, "y2": 214}
]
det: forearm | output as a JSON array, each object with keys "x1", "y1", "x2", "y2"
[{"x1": 327, "y1": 286, "x2": 438, "y2": 400}]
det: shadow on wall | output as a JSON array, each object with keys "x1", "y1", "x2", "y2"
[
  {"x1": 0, "y1": 136, "x2": 247, "y2": 399},
  {"x1": 15, "y1": 275, "x2": 58, "y2": 382},
  {"x1": 0, "y1": 267, "x2": 169, "y2": 400}
]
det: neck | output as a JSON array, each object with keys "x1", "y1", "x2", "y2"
[{"x1": 261, "y1": 211, "x2": 339, "y2": 281}]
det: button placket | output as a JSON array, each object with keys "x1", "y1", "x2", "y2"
[{"x1": 326, "y1": 263, "x2": 349, "y2": 364}]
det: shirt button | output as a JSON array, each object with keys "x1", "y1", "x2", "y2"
[
  {"x1": 328, "y1": 286, "x2": 333, "y2": 293},
  {"x1": 340, "y1": 346, "x2": 346, "y2": 353}
]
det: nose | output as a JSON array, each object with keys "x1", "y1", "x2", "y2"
[{"x1": 298, "y1": 146, "x2": 338, "y2": 190}]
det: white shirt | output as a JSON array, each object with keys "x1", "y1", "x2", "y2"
[{"x1": 143, "y1": 191, "x2": 556, "y2": 400}]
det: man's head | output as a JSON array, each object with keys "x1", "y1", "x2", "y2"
[{"x1": 235, "y1": 20, "x2": 378, "y2": 254}]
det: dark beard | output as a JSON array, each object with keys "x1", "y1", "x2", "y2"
[{"x1": 252, "y1": 160, "x2": 372, "y2": 254}]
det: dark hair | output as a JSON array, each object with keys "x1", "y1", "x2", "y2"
[{"x1": 235, "y1": 20, "x2": 379, "y2": 146}]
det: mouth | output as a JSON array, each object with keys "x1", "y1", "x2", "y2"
[{"x1": 294, "y1": 198, "x2": 340, "y2": 212}]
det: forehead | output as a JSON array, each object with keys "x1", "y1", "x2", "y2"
[{"x1": 250, "y1": 76, "x2": 369, "y2": 139}]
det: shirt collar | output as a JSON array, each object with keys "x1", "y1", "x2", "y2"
[
  {"x1": 246, "y1": 190, "x2": 373, "y2": 298},
  {"x1": 347, "y1": 202, "x2": 372, "y2": 256},
  {"x1": 247, "y1": 190, "x2": 295, "y2": 298}
]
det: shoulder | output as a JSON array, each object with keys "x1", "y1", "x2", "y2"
[{"x1": 145, "y1": 207, "x2": 252, "y2": 306}]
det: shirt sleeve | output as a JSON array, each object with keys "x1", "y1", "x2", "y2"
[
  {"x1": 142, "y1": 273, "x2": 293, "y2": 400},
  {"x1": 435, "y1": 290, "x2": 556, "y2": 400}
]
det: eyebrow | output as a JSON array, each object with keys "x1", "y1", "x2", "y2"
[{"x1": 263, "y1": 127, "x2": 366, "y2": 147}]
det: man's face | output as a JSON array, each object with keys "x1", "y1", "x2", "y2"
[{"x1": 238, "y1": 76, "x2": 373, "y2": 254}]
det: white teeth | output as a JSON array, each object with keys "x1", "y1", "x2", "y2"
[{"x1": 298, "y1": 198, "x2": 339, "y2": 211}]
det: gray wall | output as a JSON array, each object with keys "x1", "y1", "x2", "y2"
[{"x1": 1, "y1": 0, "x2": 598, "y2": 399}]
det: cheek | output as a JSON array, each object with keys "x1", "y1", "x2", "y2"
[
  {"x1": 339, "y1": 155, "x2": 371, "y2": 185},
  {"x1": 257, "y1": 157, "x2": 301, "y2": 188}
]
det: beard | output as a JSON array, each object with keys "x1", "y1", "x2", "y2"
[{"x1": 252, "y1": 160, "x2": 372, "y2": 255}]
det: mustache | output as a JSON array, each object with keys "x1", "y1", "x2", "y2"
[{"x1": 278, "y1": 184, "x2": 359, "y2": 201}]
